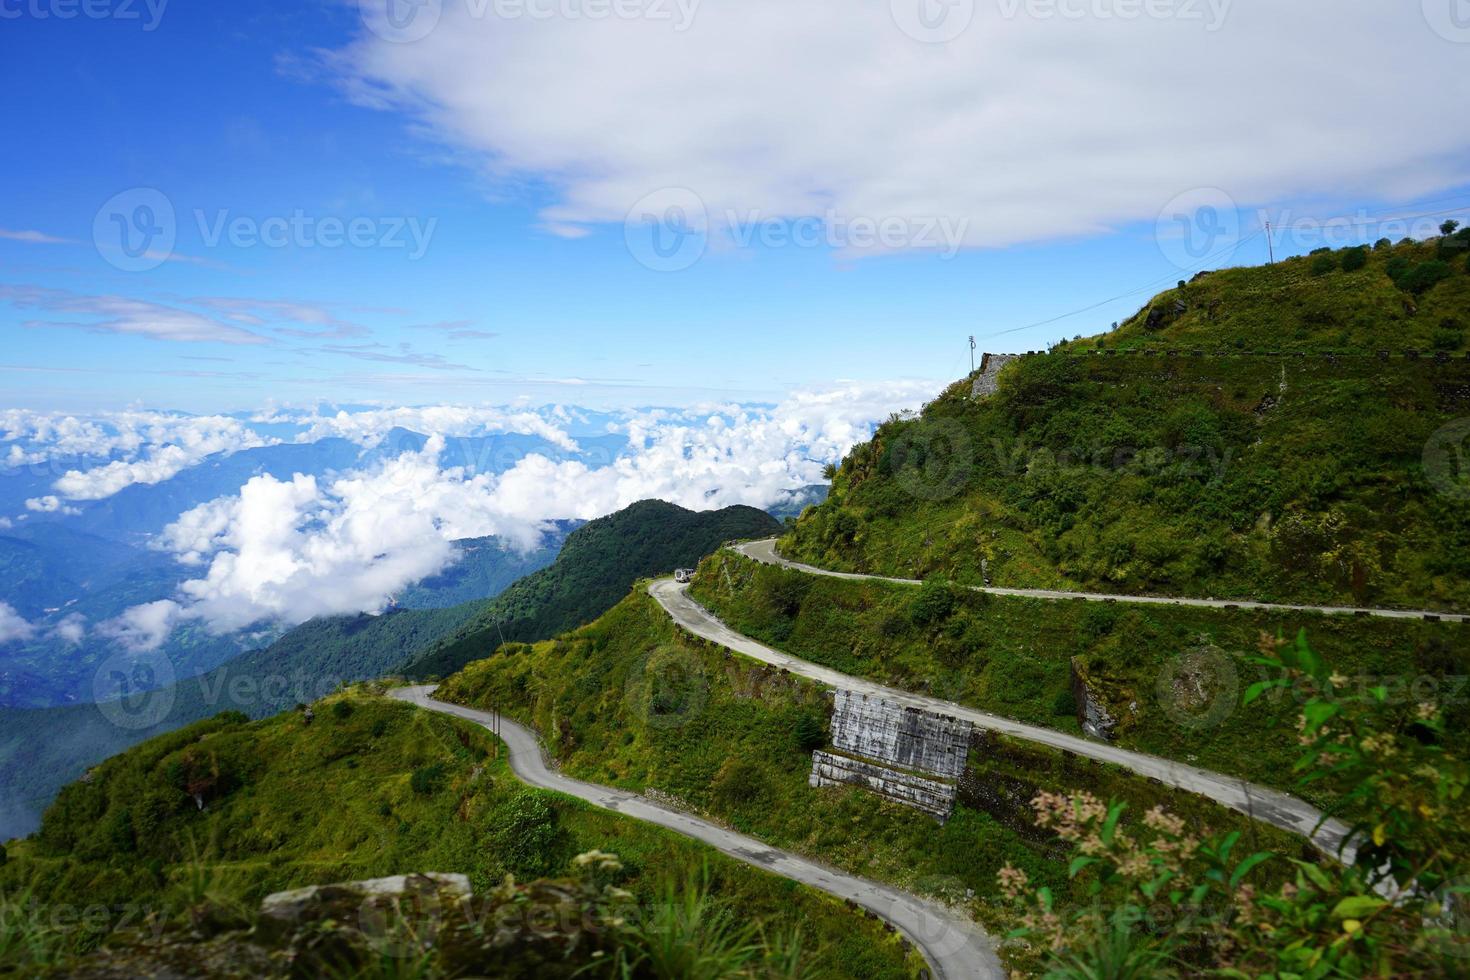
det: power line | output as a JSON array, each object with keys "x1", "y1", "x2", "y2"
[{"x1": 978, "y1": 195, "x2": 1470, "y2": 346}]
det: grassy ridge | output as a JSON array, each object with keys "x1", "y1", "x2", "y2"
[
  {"x1": 436, "y1": 587, "x2": 1306, "y2": 971},
  {"x1": 1, "y1": 690, "x2": 913, "y2": 978},
  {"x1": 689, "y1": 549, "x2": 1469, "y2": 804},
  {"x1": 784, "y1": 240, "x2": 1470, "y2": 611}
]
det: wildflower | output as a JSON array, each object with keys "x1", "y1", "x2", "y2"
[{"x1": 997, "y1": 864, "x2": 1030, "y2": 901}]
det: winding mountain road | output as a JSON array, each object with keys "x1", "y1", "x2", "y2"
[
  {"x1": 648, "y1": 576, "x2": 1356, "y2": 861},
  {"x1": 735, "y1": 538, "x2": 1468, "y2": 624},
  {"x1": 389, "y1": 684, "x2": 1003, "y2": 980}
]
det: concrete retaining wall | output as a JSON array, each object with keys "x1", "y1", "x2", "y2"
[
  {"x1": 830, "y1": 690, "x2": 973, "y2": 779},
  {"x1": 810, "y1": 751, "x2": 957, "y2": 820}
]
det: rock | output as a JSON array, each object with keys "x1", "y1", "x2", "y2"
[
  {"x1": 258, "y1": 873, "x2": 471, "y2": 943},
  {"x1": 1071, "y1": 658, "x2": 1118, "y2": 741}
]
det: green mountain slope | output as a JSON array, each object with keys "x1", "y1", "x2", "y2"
[
  {"x1": 785, "y1": 240, "x2": 1470, "y2": 611},
  {"x1": 436, "y1": 587, "x2": 1304, "y2": 974},
  {"x1": 401, "y1": 500, "x2": 782, "y2": 679},
  {"x1": 0, "y1": 690, "x2": 910, "y2": 979}
]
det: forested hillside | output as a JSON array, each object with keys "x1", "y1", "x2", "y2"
[
  {"x1": 402, "y1": 500, "x2": 782, "y2": 678},
  {"x1": 786, "y1": 238, "x2": 1470, "y2": 610}
]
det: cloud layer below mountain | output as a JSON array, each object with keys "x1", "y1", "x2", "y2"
[{"x1": 57, "y1": 380, "x2": 934, "y2": 645}]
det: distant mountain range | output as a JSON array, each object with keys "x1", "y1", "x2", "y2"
[{"x1": 0, "y1": 499, "x2": 781, "y2": 840}]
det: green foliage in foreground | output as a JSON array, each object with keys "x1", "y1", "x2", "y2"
[
  {"x1": 1000, "y1": 635, "x2": 1470, "y2": 977},
  {"x1": 402, "y1": 500, "x2": 782, "y2": 680},
  {"x1": 785, "y1": 241, "x2": 1470, "y2": 611},
  {"x1": 690, "y1": 550, "x2": 1468, "y2": 806},
  {"x1": 436, "y1": 588, "x2": 1305, "y2": 970},
  {"x1": 0, "y1": 689, "x2": 912, "y2": 978}
]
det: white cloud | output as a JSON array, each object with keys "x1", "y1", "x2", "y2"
[
  {"x1": 0, "y1": 517, "x2": 11, "y2": 529},
  {"x1": 147, "y1": 381, "x2": 930, "y2": 636},
  {"x1": 99, "y1": 600, "x2": 182, "y2": 653},
  {"x1": 52, "y1": 613, "x2": 87, "y2": 646},
  {"x1": 2, "y1": 410, "x2": 275, "y2": 501},
  {"x1": 0, "y1": 602, "x2": 34, "y2": 644},
  {"x1": 0, "y1": 229, "x2": 75, "y2": 245},
  {"x1": 286, "y1": 405, "x2": 580, "y2": 452},
  {"x1": 333, "y1": 2, "x2": 1470, "y2": 253},
  {"x1": 24, "y1": 495, "x2": 78, "y2": 515},
  {"x1": 1, "y1": 285, "x2": 267, "y2": 345}
]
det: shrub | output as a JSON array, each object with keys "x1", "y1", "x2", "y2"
[
  {"x1": 1441, "y1": 219, "x2": 1461, "y2": 236},
  {"x1": 1385, "y1": 256, "x2": 1411, "y2": 285},
  {"x1": 1373, "y1": 237, "x2": 1391, "y2": 250},
  {"x1": 909, "y1": 579, "x2": 958, "y2": 627},
  {"x1": 793, "y1": 712, "x2": 827, "y2": 753},
  {"x1": 331, "y1": 701, "x2": 354, "y2": 720},
  {"x1": 1401, "y1": 260, "x2": 1453, "y2": 295},
  {"x1": 1433, "y1": 327, "x2": 1464, "y2": 352},
  {"x1": 410, "y1": 764, "x2": 445, "y2": 795},
  {"x1": 711, "y1": 758, "x2": 767, "y2": 807},
  {"x1": 1051, "y1": 688, "x2": 1077, "y2": 718},
  {"x1": 1339, "y1": 246, "x2": 1368, "y2": 272},
  {"x1": 1309, "y1": 253, "x2": 1337, "y2": 276},
  {"x1": 1309, "y1": 246, "x2": 1332, "y2": 255}
]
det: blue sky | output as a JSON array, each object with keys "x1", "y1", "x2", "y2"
[{"x1": 4, "y1": 0, "x2": 1470, "y2": 413}]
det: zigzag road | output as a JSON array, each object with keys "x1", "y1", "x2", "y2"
[
  {"x1": 649, "y1": 574, "x2": 1356, "y2": 861},
  {"x1": 736, "y1": 539, "x2": 1468, "y2": 624},
  {"x1": 389, "y1": 684, "x2": 1003, "y2": 980}
]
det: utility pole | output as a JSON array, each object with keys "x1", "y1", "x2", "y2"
[
  {"x1": 968, "y1": 335, "x2": 976, "y2": 373},
  {"x1": 1265, "y1": 220, "x2": 1275, "y2": 264}
]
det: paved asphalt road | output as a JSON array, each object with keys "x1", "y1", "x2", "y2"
[
  {"x1": 389, "y1": 684, "x2": 1004, "y2": 980},
  {"x1": 735, "y1": 538, "x2": 1468, "y2": 624},
  {"x1": 648, "y1": 577, "x2": 1356, "y2": 861}
]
